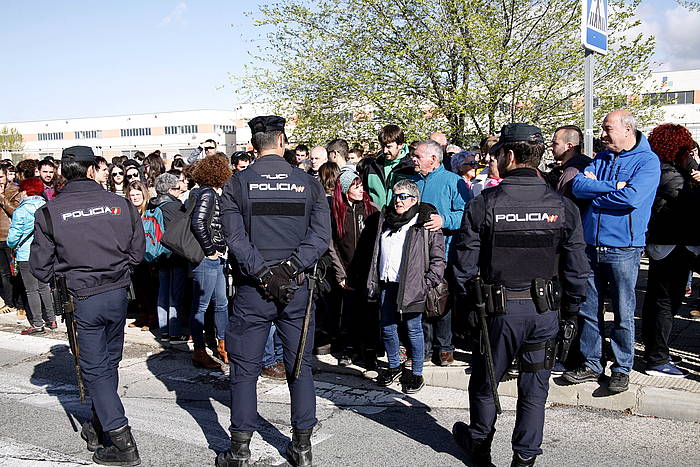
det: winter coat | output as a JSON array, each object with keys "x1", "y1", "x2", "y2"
[
  {"x1": 646, "y1": 162, "x2": 700, "y2": 246},
  {"x1": 572, "y1": 131, "x2": 660, "y2": 247},
  {"x1": 190, "y1": 186, "x2": 226, "y2": 256},
  {"x1": 328, "y1": 201, "x2": 379, "y2": 289},
  {"x1": 366, "y1": 202, "x2": 446, "y2": 314},
  {"x1": 147, "y1": 193, "x2": 188, "y2": 266},
  {"x1": 412, "y1": 163, "x2": 471, "y2": 258},
  {"x1": 7, "y1": 196, "x2": 45, "y2": 261},
  {"x1": 0, "y1": 183, "x2": 21, "y2": 242}
]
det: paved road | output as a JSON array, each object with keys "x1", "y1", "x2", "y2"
[{"x1": 0, "y1": 331, "x2": 697, "y2": 466}]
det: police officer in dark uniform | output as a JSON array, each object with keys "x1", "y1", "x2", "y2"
[
  {"x1": 450, "y1": 124, "x2": 588, "y2": 467},
  {"x1": 217, "y1": 116, "x2": 331, "y2": 467},
  {"x1": 30, "y1": 146, "x2": 145, "y2": 467}
]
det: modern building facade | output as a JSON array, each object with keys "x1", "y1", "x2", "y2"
[{"x1": 0, "y1": 109, "x2": 252, "y2": 162}]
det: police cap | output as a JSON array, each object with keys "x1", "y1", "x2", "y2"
[
  {"x1": 62, "y1": 145, "x2": 96, "y2": 162},
  {"x1": 489, "y1": 123, "x2": 544, "y2": 154},
  {"x1": 248, "y1": 115, "x2": 286, "y2": 134}
]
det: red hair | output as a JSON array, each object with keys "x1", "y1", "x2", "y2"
[
  {"x1": 648, "y1": 123, "x2": 695, "y2": 164},
  {"x1": 331, "y1": 177, "x2": 374, "y2": 238},
  {"x1": 20, "y1": 177, "x2": 45, "y2": 197}
]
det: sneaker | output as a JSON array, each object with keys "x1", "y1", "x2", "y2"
[
  {"x1": 376, "y1": 366, "x2": 402, "y2": 387},
  {"x1": 169, "y1": 335, "x2": 189, "y2": 344},
  {"x1": 550, "y1": 361, "x2": 567, "y2": 376},
  {"x1": 562, "y1": 366, "x2": 601, "y2": 384},
  {"x1": 20, "y1": 326, "x2": 45, "y2": 335},
  {"x1": 608, "y1": 372, "x2": 629, "y2": 393},
  {"x1": 645, "y1": 363, "x2": 688, "y2": 379},
  {"x1": 401, "y1": 373, "x2": 424, "y2": 394},
  {"x1": 46, "y1": 321, "x2": 58, "y2": 330}
]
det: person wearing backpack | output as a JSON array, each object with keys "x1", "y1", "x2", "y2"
[
  {"x1": 146, "y1": 173, "x2": 188, "y2": 344},
  {"x1": 7, "y1": 177, "x2": 55, "y2": 335}
]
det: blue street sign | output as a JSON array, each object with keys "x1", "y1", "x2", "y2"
[{"x1": 581, "y1": 0, "x2": 608, "y2": 55}]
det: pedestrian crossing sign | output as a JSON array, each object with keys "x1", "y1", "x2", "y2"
[{"x1": 581, "y1": 0, "x2": 608, "y2": 55}]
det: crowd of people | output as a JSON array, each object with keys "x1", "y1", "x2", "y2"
[{"x1": 1, "y1": 109, "x2": 697, "y2": 393}]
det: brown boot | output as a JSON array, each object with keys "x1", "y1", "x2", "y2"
[
  {"x1": 217, "y1": 339, "x2": 229, "y2": 364},
  {"x1": 192, "y1": 348, "x2": 222, "y2": 371}
]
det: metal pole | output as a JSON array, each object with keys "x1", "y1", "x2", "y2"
[{"x1": 584, "y1": 49, "x2": 595, "y2": 157}]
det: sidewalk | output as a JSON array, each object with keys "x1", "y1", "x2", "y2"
[{"x1": 1, "y1": 258, "x2": 698, "y2": 422}]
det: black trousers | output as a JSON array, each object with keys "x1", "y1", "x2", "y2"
[{"x1": 642, "y1": 247, "x2": 695, "y2": 367}]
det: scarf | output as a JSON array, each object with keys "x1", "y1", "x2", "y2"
[{"x1": 383, "y1": 203, "x2": 420, "y2": 233}]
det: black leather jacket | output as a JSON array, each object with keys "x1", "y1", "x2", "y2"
[{"x1": 190, "y1": 186, "x2": 226, "y2": 256}]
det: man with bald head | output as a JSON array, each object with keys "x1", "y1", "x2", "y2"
[
  {"x1": 430, "y1": 131, "x2": 451, "y2": 171},
  {"x1": 566, "y1": 110, "x2": 660, "y2": 394},
  {"x1": 308, "y1": 146, "x2": 328, "y2": 179},
  {"x1": 546, "y1": 125, "x2": 591, "y2": 211}
]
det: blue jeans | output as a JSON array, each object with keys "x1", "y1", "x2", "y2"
[
  {"x1": 157, "y1": 265, "x2": 186, "y2": 336},
  {"x1": 191, "y1": 257, "x2": 228, "y2": 348},
  {"x1": 262, "y1": 323, "x2": 283, "y2": 368},
  {"x1": 380, "y1": 283, "x2": 424, "y2": 376},
  {"x1": 579, "y1": 246, "x2": 642, "y2": 374}
]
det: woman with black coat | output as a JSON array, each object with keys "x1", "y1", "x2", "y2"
[
  {"x1": 189, "y1": 155, "x2": 232, "y2": 370},
  {"x1": 642, "y1": 123, "x2": 700, "y2": 378},
  {"x1": 366, "y1": 179, "x2": 445, "y2": 393}
]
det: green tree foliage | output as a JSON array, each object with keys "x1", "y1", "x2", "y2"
[
  {"x1": 240, "y1": 0, "x2": 690, "y2": 146},
  {"x1": 0, "y1": 127, "x2": 24, "y2": 154}
]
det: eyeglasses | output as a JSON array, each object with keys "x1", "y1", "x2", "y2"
[
  {"x1": 126, "y1": 173, "x2": 140, "y2": 179},
  {"x1": 112, "y1": 171, "x2": 124, "y2": 176},
  {"x1": 392, "y1": 193, "x2": 416, "y2": 201}
]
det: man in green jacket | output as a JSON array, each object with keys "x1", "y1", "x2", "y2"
[{"x1": 362, "y1": 124, "x2": 415, "y2": 209}]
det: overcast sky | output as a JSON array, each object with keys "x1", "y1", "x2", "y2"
[{"x1": 0, "y1": 0, "x2": 696, "y2": 123}]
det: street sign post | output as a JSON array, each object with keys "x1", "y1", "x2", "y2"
[{"x1": 582, "y1": 0, "x2": 608, "y2": 158}]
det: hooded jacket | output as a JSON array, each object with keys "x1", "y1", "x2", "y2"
[
  {"x1": 7, "y1": 195, "x2": 45, "y2": 262},
  {"x1": 366, "y1": 202, "x2": 446, "y2": 314},
  {"x1": 361, "y1": 145, "x2": 415, "y2": 209},
  {"x1": 572, "y1": 131, "x2": 660, "y2": 247}
]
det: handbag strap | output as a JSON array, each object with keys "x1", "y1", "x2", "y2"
[
  {"x1": 15, "y1": 229, "x2": 35, "y2": 249},
  {"x1": 423, "y1": 228, "x2": 429, "y2": 274}
]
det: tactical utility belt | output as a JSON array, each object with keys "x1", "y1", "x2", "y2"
[{"x1": 480, "y1": 278, "x2": 560, "y2": 315}]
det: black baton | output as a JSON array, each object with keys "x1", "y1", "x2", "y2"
[{"x1": 293, "y1": 263, "x2": 318, "y2": 380}]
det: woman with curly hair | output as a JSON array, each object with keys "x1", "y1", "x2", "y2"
[
  {"x1": 642, "y1": 123, "x2": 700, "y2": 378},
  {"x1": 189, "y1": 155, "x2": 232, "y2": 370}
]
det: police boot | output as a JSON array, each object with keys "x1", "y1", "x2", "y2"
[
  {"x1": 215, "y1": 432, "x2": 252, "y2": 467},
  {"x1": 285, "y1": 428, "x2": 313, "y2": 466},
  {"x1": 92, "y1": 425, "x2": 140, "y2": 466},
  {"x1": 80, "y1": 413, "x2": 104, "y2": 452},
  {"x1": 452, "y1": 422, "x2": 494, "y2": 467},
  {"x1": 511, "y1": 452, "x2": 537, "y2": 467}
]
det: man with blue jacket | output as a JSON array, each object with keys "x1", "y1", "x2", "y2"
[
  {"x1": 564, "y1": 110, "x2": 660, "y2": 393},
  {"x1": 412, "y1": 139, "x2": 472, "y2": 365}
]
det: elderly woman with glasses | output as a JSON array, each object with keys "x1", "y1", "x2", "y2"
[{"x1": 366, "y1": 179, "x2": 445, "y2": 394}]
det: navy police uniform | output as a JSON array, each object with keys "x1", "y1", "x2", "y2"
[
  {"x1": 218, "y1": 116, "x2": 330, "y2": 458},
  {"x1": 30, "y1": 146, "x2": 145, "y2": 463},
  {"x1": 452, "y1": 124, "x2": 588, "y2": 465}
]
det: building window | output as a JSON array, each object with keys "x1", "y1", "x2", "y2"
[
  {"x1": 75, "y1": 130, "x2": 102, "y2": 139},
  {"x1": 644, "y1": 91, "x2": 694, "y2": 106},
  {"x1": 214, "y1": 125, "x2": 235, "y2": 133},
  {"x1": 38, "y1": 132, "x2": 64, "y2": 141},
  {"x1": 120, "y1": 128, "x2": 152, "y2": 137},
  {"x1": 165, "y1": 125, "x2": 198, "y2": 135}
]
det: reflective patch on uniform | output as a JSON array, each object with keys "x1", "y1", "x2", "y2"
[
  {"x1": 495, "y1": 212, "x2": 559, "y2": 223},
  {"x1": 61, "y1": 206, "x2": 122, "y2": 221},
  {"x1": 249, "y1": 182, "x2": 306, "y2": 192},
  {"x1": 261, "y1": 173, "x2": 289, "y2": 180},
  {"x1": 252, "y1": 202, "x2": 305, "y2": 216}
]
